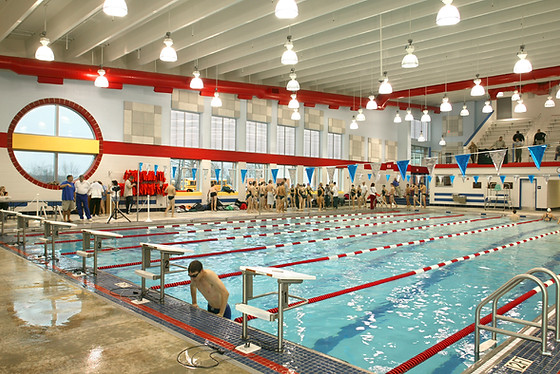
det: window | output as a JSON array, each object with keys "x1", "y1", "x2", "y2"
[
  {"x1": 277, "y1": 125, "x2": 295, "y2": 155},
  {"x1": 411, "y1": 146, "x2": 430, "y2": 166},
  {"x1": 246, "y1": 163, "x2": 268, "y2": 183},
  {"x1": 327, "y1": 133, "x2": 342, "y2": 159},
  {"x1": 276, "y1": 164, "x2": 297, "y2": 185},
  {"x1": 411, "y1": 119, "x2": 429, "y2": 142},
  {"x1": 304, "y1": 129, "x2": 320, "y2": 157},
  {"x1": 170, "y1": 159, "x2": 199, "y2": 191},
  {"x1": 246, "y1": 120, "x2": 268, "y2": 153},
  {"x1": 171, "y1": 110, "x2": 199, "y2": 147},
  {"x1": 9, "y1": 100, "x2": 101, "y2": 188},
  {"x1": 211, "y1": 161, "x2": 236, "y2": 190},
  {"x1": 211, "y1": 116, "x2": 236, "y2": 151}
]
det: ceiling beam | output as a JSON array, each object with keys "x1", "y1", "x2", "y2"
[{"x1": 0, "y1": 0, "x2": 43, "y2": 42}]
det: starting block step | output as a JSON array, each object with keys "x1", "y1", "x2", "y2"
[
  {"x1": 76, "y1": 250, "x2": 94, "y2": 258},
  {"x1": 38, "y1": 237, "x2": 50, "y2": 242},
  {"x1": 235, "y1": 303, "x2": 275, "y2": 321},
  {"x1": 134, "y1": 269, "x2": 160, "y2": 280}
]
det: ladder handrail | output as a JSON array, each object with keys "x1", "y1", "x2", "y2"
[{"x1": 474, "y1": 268, "x2": 557, "y2": 361}]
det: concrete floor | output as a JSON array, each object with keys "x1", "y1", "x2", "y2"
[{"x1": 0, "y1": 247, "x2": 252, "y2": 374}]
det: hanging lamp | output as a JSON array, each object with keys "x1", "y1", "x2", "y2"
[
  {"x1": 405, "y1": 109, "x2": 414, "y2": 121},
  {"x1": 211, "y1": 67, "x2": 222, "y2": 107},
  {"x1": 496, "y1": 92, "x2": 504, "y2": 98},
  {"x1": 482, "y1": 100, "x2": 493, "y2": 113},
  {"x1": 291, "y1": 108, "x2": 301, "y2": 120},
  {"x1": 436, "y1": 0, "x2": 460, "y2": 26},
  {"x1": 514, "y1": 99, "x2": 527, "y2": 113},
  {"x1": 401, "y1": 39, "x2": 419, "y2": 68},
  {"x1": 281, "y1": 36, "x2": 298, "y2": 65},
  {"x1": 356, "y1": 108, "x2": 366, "y2": 122},
  {"x1": 379, "y1": 72, "x2": 392, "y2": 94},
  {"x1": 556, "y1": 85, "x2": 560, "y2": 99},
  {"x1": 440, "y1": 96, "x2": 452, "y2": 112},
  {"x1": 286, "y1": 68, "x2": 300, "y2": 91},
  {"x1": 94, "y1": 69, "x2": 109, "y2": 88},
  {"x1": 511, "y1": 90, "x2": 520, "y2": 101},
  {"x1": 36, "y1": 6, "x2": 54, "y2": 62},
  {"x1": 190, "y1": 68, "x2": 204, "y2": 89},
  {"x1": 350, "y1": 116, "x2": 358, "y2": 130},
  {"x1": 378, "y1": 16, "x2": 392, "y2": 94},
  {"x1": 366, "y1": 95, "x2": 378, "y2": 110},
  {"x1": 439, "y1": 135, "x2": 446, "y2": 146},
  {"x1": 288, "y1": 93, "x2": 299, "y2": 109},
  {"x1": 460, "y1": 104, "x2": 469, "y2": 116},
  {"x1": 418, "y1": 131, "x2": 426, "y2": 142},
  {"x1": 103, "y1": 0, "x2": 128, "y2": 17},
  {"x1": 544, "y1": 96, "x2": 555, "y2": 108},
  {"x1": 421, "y1": 109, "x2": 431, "y2": 122},
  {"x1": 394, "y1": 111, "x2": 402, "y2": 123},
  {"x1": 159, "y1": 32, "x2": 177, "y2": 62},
  {"x1": 470, "y1": 74, "x2": 485, "y2": 96},
  {"x1": 513, "y1": 45, "x2": 532, "y2": 74},
  {"x1": 275, "y1": 0, "x2": 298, "y2": 19}
]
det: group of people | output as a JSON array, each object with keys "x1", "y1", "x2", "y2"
[
  {"x1": 470, "y1": 129, "x2": 550, "y2": 164},
  {"x1": 59, "y1": 175, "x2": 108, "y2": 222}
]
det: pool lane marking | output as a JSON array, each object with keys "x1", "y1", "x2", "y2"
[
  {"x1": 23, "y1": 209, "x2": 402, "y2": 238},
  {"x1": 0, "y1": 242, "x2": 296, "y2": 374},
  {"x1": 80, "y1": 213, "x2": 463, "y2": 259},
  {"x1": 234, "y1": 222, "x2": 553, "y2": 323},
  {"x1": 387, "y1": 269, "x2": 560, "y2": 374},
  {"x1": 45, "y1": 211, "x2": 421, "y2": 246},
  {"x1": 99, "y1": 215, "x2": 492, "y2": 271},
  {"x1": 150, "y1": 216, "x2": 512, "y2": 290}
]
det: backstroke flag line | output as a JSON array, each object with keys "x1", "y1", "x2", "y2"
[
  {"x1": 397, "y1": 160, "x2": 410, "y2": 181},
  {"x1": 528, "y1": 145, "x2": 547, "y2": 170},
  {"x1": 489, "y1": 149, "x2": 507, "y2": 175},
  {"x1": 454, "y1": 154, "x2": 470, "y2": 177},
  {"x1": 348, "y1": 164, "x2": 358, "y2": 183}
]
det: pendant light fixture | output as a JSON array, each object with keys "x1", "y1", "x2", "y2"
[
  {"x1": 514, "y1": 99, "x2": 526, "y2": 113},
  {"x1": 286, "y1": 68, "x2": 300, "y2": 91},
  {"x1": 482, "y1": 100, "x2": 493, "y2": 113},
  {"x1": 556, "y1": 84, "x2": 560, "y2": 99},
  {"x1": 421, "y1": 87, "x2": 431, "y2": 122},
  {"x1": 281, "y1": 35, "x2": 298, "y2": 65},
  {"x1": 440, "y1": 96, "x2": 452, "y2": 112},
  {"x1": 190, "y1": 67, "x2": 204, "y2": 89},
  {"x1": 460, "y1": 104, "x2": 469, "y2": 116},
  {"x1": 511, "y1": 90, "x2": 520, "y2": 101},
  {"x1": 470, "y1": 74, "x2": 485, "y2": 96},
  {"x1": 356, "y1": 108, "x2": 366, "y2": 122},
  {"x1": 439, "y1": 135, "x2": 446, "y2": 146},
  {"x1": 94, "y1": 47, "x2": 109, "y2": 88},
  {"x1": 496, "y1": 91, "x2": 504, "y2": 98},
  {"x1": 288, "y1": 93, "x2": 299, "y2": 109},
  {"x1": 366, "y1": 94, "x2": 378, "y2": 110},
  {"x1": 35, "y1": 6, "x2": 54, "y2": 61},
  {"x1": 394, "y1": 111, "x2": 402, "y2": 123},
  {"x1": 291, "y1": 108, "x2": 301, "y2": 120},
  {"x1": 160, "y1": 32, "x2": 177, "y2": 62},
  {"x1": 513, "y1": 45, "x2": 532, "y2": 74},
  {"x1": 211, "y1": 67, "x2": 222, "y2": 108},
  {"x1": 103, "y1": 0, "x2": 128, "y2": 17},
  {"x1": 275, "y1": 0, "x2": 298, "y2": 19},
  {"x1": 405, "y1": 109, "x2": 414, "y2": 121},
  {"x1": 436, "y1": 0, "x2": 460, "y2": 26},
  {"x1": 418, "y1": 131, "x2": 426, "y2": 142},
  {"x1": 378, "y1": 16, "x2": 392, "y2": 94},
  {"x1": 544, "y1": 96, "x2": 555, "y2": 108},
  {"x1": 401, "y1": 39, "x2": 419, "y2": 68},
  {"x1": 350, "y1": 116, "x2": 358, "y2": 130}
]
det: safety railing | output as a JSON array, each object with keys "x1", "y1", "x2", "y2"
[{"x1": 474, "y1": 267, "x2": 560, "y2": 361}]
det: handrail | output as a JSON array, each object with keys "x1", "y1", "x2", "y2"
[
  {"x1": 463, "y1": 111, "x2": 494, "y2": 147},
  {"x1": 474, "y1": 267, "x2": 559, "y2": 361}
]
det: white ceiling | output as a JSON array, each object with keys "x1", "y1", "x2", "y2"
[{"x1": 1, "y1": 0, "x2": 559, "y2": 106}]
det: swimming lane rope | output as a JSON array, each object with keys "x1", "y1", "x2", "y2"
[{"x1": 233, "y1": 220, "x2": 546, "y2": 323}]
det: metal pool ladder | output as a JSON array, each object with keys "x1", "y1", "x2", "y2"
[{"x1": 474, "y1": 267, "x2": 560, "y2": 361}]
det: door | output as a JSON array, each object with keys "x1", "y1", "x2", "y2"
[{"x1": 520, "y1": 179, "x2": 536, "y2": 210}]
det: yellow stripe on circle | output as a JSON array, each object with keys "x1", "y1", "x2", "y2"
[{"x1": 12, "y1": 133, "x2": 99, "y2": 154}]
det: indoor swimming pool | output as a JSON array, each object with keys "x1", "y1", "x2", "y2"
[{"x1": 28, "y1": 211, "x2": 560, "y2": 373}]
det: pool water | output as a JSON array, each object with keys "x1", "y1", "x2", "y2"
[{"x1": 52, "y1": 212, "x2": 560, "y2": 373}]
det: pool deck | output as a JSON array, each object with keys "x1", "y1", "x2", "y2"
[{"x1": 1, "y1": 205, "x2": 558, "y2": 373}]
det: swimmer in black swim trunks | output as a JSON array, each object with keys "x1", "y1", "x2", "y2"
[{"x1": 164, "y1": 181, "x2": 176, "y2": 217}]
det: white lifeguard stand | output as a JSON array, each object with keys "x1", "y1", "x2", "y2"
[
  {"x1": 78, "y1": 229, "x2": 124, "y2": 274},
  {"x1": 134, "y1": 243, "x2": 193, "y2": 303},
  {"x1": 235, "y1": 266, "x2": 315, "y2": 353}
]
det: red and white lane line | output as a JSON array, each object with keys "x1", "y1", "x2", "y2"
[
  {"x1": 234, "y1": 225, "x2": 558, "y2": 323},
  {"x1": 98, "y1": 216, "x2": 499, "y2": 271},
  {"x1": 151, "y1": 217, "x2": 526, "y2": 291},
  {"x1": 62, "y1": 213, "x2": 463, "y2": 256}
]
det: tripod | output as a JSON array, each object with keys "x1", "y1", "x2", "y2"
[{"x1": 107, "y1": 197, "x2": 130, "y2": 223}]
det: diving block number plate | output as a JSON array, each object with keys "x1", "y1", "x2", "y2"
[
  {"x1": 235, "y1": 303, "x2": 275, "y2": 321},
  {"x1": 240, "y1": 266, "x2": 315, "y2": 281}
]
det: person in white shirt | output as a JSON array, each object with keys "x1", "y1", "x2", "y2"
[
  {"x1": 368, "y1": 183, "x2": 377, "y2": 209},
  {"x1": 89, "y1": 181, "x2": 104, "y2": 216},
  {"x1": 359, "y1": 181, "x2": 368, "y2": 208},
  {"x1": 333, "y1": 182, "x2": 339, "y2": 209},
  {"x1": 74, "y1": 175, "x2": 92, "y2": 220},
  {"x1": 124, "y1": 175, "x2": 135, "y2": 214}
]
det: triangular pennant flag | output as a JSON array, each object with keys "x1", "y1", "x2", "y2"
[
  {"x1": 172, "y1": 166, "x2": 177, "y2": 179},
  {"x1": 397, "y1": 160, "x2": 410, "y2": 181},
  {"x1": 139, "y1": 162, "x2": 143, "y2": 171},
  {"x1": 370, "y1": 162, "x2": 381, "y2": 173},
  {"x1": 528, "y1": 145, "x2": 547, "y2": 170},
  {"x1": 154, "y1": 165, "x2": 158, "y2": 173},
  {"x1": 271, "y1": 169, "x2": 279, "y2": 183},
  {"x1": 500, "y1": 175, "x2": 506, "y2": 184},
  {"x1": 386, "y1": 174, "x2": 391, "y2": 182},
  {"x1": 241, "y1": 169, "x2": 247, "y2": 184},
  {"x1": 425, "y1": 157, "x2": 437, "y2": 176},
  {"x1": 374, "y1": 172, "x2": 381, "y2": 181},
  {"x1": 416, "y1": 175, "x2": 421, "y2": 184},
  {"x1": 428, "y1": 175, "x2": 432, "y2": 183},
  {"x1": 514, "y1": 175, "x2": 520, "y2": 184},
  {"x1": 450, "y1": 175, "x2": 455, "y2": 184},
  {"x1": 288, "y1": 168, "x2": 297, "y2": 184},
  {"x1": 397, "y1": 174, "x2": 401, "y2": 182},
  {"x1": 367, "y1": 173, "x2": 372, "y2": 180},
  {"x1": 347, "y1": 164, "x2": 358, "y2": 183},
  {"x1": 473, "y1": 175, "x2": 479, "y2": 184},
  {"x1": 544, "y1": 175, "x2": 550, "y2": 184},
  {"x1": 306, "y1": 167, "x2": 315, "y2": 184},
  {"x1": 327, "y1": 167, "x2": 336, "y2": 182},
  {"x1": 454, "y1": 154, "x2": 471, "y2": 177},
  {"x1": 406, "y1": 175, "x2": 411, "y2": 182},
  {"x1": 489, "y1": 149, "x2": 507, "y2": 175},
  {"x1": 528, "y1": 175, "x2": 535, "y2": 183},
  {"x1": 192, "y1": 168, "x2": 197, "y2": 180},
  {"x1": 215, "y1": 168, "x2": 221, "y2": 183},
  {"x1": 437, "y1": 175, "x2": 443, "y2": 183}
]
